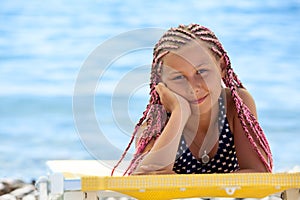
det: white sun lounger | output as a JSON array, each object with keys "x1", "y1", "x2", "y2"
[{"x1": 37, "y1": 160, "x2": 300, "y2": 200}]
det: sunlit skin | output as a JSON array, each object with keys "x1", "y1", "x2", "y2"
[{"x1": 132, "y1": 41, "x2": 268, "y2": 175}]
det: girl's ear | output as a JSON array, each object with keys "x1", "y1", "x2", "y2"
[{"x1": 219, "y1": 55, "x2": 227, "y2": 78}]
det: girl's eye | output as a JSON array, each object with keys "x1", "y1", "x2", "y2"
[
  {"x1": 197, "y1": 69, "x2": 208, "y2": 74},
  {"x1": 172, "y1": 75, "x2": 185, "y2": 80}
]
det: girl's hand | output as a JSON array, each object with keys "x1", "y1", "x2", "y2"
[
  {"x1": 131, "y1": 83, "x2": 191, "y2": 175},
  {"x1": 132, "y1": 164, "x2": 176, "y2": 175},
  {"x1": 155, "y1": 83, "x2": 191, "y2": 117}
]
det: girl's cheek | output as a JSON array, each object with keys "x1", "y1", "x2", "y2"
[
  {"x1": 204, "y1": 75, "x2": 221, "y2": 90},
  {"x1": 167, "y1": 82, "x2": 188, "y2": 96}
]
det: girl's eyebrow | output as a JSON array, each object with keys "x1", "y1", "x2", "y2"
[
  {"x1": 164, "y1": 67, "x2": 182, "y2": 75},
  {"x1": 166, "y1": 64, "x2": 207, "y2": 75},
  {"x1": 169, "y1": 70, "x2": 182, "y2": 75},
  {"x1": 194, "y1": 63, "x2": 207, "y2": 68}
]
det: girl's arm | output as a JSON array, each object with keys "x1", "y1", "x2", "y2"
[
  {"x1": 132, "y1": 83, "x2": 191, "y2": 175},
  {"x1": 232, "y1": 88, "x2": 269, "y2": 172}
]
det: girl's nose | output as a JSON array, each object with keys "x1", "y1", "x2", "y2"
[
  {"x1": 189, "y1": 76, "x2": 207, "y2": 95},
  {"x1": 190, "y1": 85, "x2": 201, "y2": 95},
  {"x1": 189, "y1": 76, "x2": 208, "y2": 97},
  {"x1": 191, "y1": 87, "x2": 199, "y2": 94}
]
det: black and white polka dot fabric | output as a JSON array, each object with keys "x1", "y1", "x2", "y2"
[{"x1": 173, "y1": 95, "x2": 240, "y2": 174}]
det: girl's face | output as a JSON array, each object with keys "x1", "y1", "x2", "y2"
[{"x1": 161, "y1": 41, "x2": 223, "y2": 114}]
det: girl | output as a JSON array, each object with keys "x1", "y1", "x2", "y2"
[{"x1": 112, "y1": 24, "x2": 273, "y2": 176}]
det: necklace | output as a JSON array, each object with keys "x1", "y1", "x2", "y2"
[
  {"x1": 197, "y1": 122, "x2": 219, "y2": 164},
  {"x1": 184, "y1": 117, "x2": 219, "y2": 164},
  {"x1": 201, "y1": 150, "x2": 210, "y2": 164}
]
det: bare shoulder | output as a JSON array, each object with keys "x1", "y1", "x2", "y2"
[
  {"x1": 224, "y1": 88, "x2": 258, "y2": 128},
  {"x1": 237, "y1": 87, "x2": 255, "y2": 102},
  {"x1": 236, "y1": 88, "x2": 258, "y2": 117}
]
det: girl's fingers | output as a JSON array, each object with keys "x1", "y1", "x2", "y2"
[
  {"x1": 155, "y1": 82, "x2": 178, "y2": 112},
  {"x1": 154, "y1": 82, "x2": 166, "y2": 96},
  {"x1": 132, "y1": 164, "x2": 176, "y2": 175},
  {"x1": 155, "y1": 82, "x2": 191, "y2": 116},
  {"x1": 140, "y1": 164, "x2": 163, "y2": 171}
]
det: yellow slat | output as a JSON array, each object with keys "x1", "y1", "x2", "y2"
[{"x1": 81, "y1": 173, "x2": 300, "y2": 200}]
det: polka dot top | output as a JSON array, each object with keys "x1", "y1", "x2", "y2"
[{"x1": 172, "y1": 96, "x2": 240, "y2": 174}]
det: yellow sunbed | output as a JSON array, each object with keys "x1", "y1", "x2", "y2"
[{"x1": 38, "y1": 160, "x2": 300, "y2": 200}]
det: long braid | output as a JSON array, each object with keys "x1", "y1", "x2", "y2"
[
  {"x1": 225, "y1": 69, "x2": 273, "y2": 171},
  {"x1": 112, "y1": 24, "x2": 272, "y2": 175}
]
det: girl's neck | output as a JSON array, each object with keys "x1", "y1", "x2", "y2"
[{"x1": 185, "y1": 100, "x2": 219, "y2": 137}]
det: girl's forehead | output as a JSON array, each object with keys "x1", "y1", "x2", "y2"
[{"x1": 162, "y1": 41, "x2": 215, "y2": 68}]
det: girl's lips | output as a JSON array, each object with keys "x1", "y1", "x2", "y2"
[{"x1": 190, "y1": 94, "x2": 208, "y2": 104}]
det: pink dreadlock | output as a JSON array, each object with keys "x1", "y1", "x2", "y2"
[{"x1": 111, "y1": 24, "x2": 273, "y2": 175}]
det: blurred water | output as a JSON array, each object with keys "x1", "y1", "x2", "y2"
[{"x1": 0, "y1": 0, "x2": 299, "y2": 181}]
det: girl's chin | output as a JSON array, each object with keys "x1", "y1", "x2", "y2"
[
  {"x1": 190, "y1": 99, "x2": 219, "y2": 115},
  {"x1": 190, "y1": 104, "x2": 211, "y2": 115}
]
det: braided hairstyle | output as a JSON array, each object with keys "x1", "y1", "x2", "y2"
[{"x1": 111, "y1": 24, "x2": 273, "y2": 175}]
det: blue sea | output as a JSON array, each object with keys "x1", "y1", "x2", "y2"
[{"x1": 0, "y1": 0, "x2": 300, "y2": 182}]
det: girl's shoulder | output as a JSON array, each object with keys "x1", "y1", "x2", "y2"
[{"x1": 224, "y1": 88, "x2": 257, "y2": 130}]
